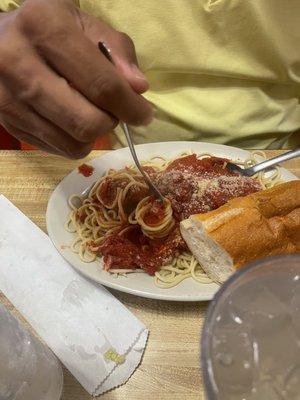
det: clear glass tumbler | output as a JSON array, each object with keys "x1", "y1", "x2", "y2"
[
  {"x1": 201, "y1": 254, "x2": 300, "y2": 400},
  {"x1": 0, "y1": 304, "x2": 63, "y2": 400}
]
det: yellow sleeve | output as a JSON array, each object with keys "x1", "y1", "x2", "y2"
[
  {"x1": 0, "y1": 0, "x2": 21, "y2": 11},
  {"x1": 0, "y1": 0, "x2": 79, "y2": 11}
]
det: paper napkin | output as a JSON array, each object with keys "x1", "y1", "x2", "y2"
[{"x1": 0, "y1": 195, "x2": 148, "y2": 396}]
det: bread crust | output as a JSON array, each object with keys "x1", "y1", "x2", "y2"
[{"x1": 182, "y1": 180, "x2": 300, "y2": 274}]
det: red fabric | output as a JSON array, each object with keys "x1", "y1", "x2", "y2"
[
  {"x1": 0, "y1": 125, "x2": 112, "y2": 150},
  {"x1": 0, "y1": 125, "x2": 20, "y2": 149}
]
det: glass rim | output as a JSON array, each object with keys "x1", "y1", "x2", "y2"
[{"x1": 201, "y1": 254, "x2": 300, "y2": 400}]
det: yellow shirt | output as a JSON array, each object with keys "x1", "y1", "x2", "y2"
[{"x1": 1, "y1": 0, "x2": 300, "y2": 149}]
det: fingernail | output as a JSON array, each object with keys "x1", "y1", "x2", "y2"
[{"x1": 131, "y1": 64, "x2": 147, "y2": 81}]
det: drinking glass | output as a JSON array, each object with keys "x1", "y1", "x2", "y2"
[
  {"x1": 0, "y1": 304, "x2": 63, "y2": 400},
  {"x1": 201, "y1": 254, "x2": 300, "y2": 400}
]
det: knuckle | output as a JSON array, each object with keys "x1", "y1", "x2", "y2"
[
  {"x1": 17, "y1": 0, "x2": 67, "y2": 43},
  {"x1": 16, "y1": 0, "x2": 46, "y2": 31},
  {"x1": 88, "y1": 74, "x2": 121, "y2": 104},
  {"x1": 18, "y1": 80, "x2": 43, "y2": 103}
]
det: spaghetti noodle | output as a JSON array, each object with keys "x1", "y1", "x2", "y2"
[{"x1": 65, "y1": 151, "x2": 281, "y2": 288}]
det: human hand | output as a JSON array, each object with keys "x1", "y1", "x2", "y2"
[{"x1": 0, "y1": 0, "x2": 152, "y2": 157}]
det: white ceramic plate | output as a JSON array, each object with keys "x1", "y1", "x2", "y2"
[{"x1": 46, "y1": 142, "x2": 298, "y2": 302}]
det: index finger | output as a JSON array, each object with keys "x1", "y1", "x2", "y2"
[{"x1": 36, "y1": 27, "x2": 153, "y2": 125}]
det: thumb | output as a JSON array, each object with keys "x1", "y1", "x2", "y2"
[{"x1": 102, "y1": 33, "x2": 149, "y2": 95}]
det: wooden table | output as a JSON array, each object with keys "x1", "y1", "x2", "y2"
[{"x1": 0, "y1": 150, "x2": 299, "y2": 400}]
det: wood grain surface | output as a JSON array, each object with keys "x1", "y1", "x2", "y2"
[{"x1": 0, "y1": 150, "x2": 299, "y2": 400}]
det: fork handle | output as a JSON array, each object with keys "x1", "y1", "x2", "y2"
[
  {"x1": 121, "y1": 123, "x2": 164, "y2": 201},
  {"x1": 251, "y1": 148, "x2": 300, "y2": 174},
  {"x1": 121, "y1": 122, "x2": 140, "y2": 168}
]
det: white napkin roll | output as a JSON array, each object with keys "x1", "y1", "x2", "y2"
[{"x1": 0, "y1": 196, "x2": 148, "y2": 396}]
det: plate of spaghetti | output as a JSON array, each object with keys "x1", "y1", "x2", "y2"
[{"x1": 46, "y1": 142, "x2": 297, "y2": 301}]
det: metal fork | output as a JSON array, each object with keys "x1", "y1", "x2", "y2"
[
  {"x1": 226, "y1": 148, "x2": 300, "y2": 177},
  {"x1": 98, "y1": 42, "x2": 164, "y2": 201}
]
